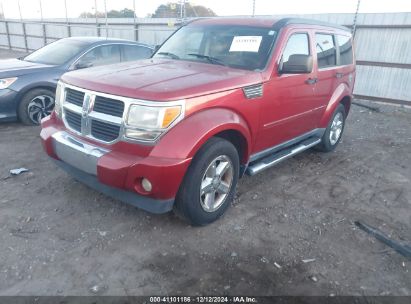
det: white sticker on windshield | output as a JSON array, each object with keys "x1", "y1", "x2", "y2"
[{"x1": 229, "y1": 36, "x2": 262, "y2": 52}]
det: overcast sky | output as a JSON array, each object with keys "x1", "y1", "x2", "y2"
[{"x1": 1, "y1": 0, "x2": 410, "y2": 19}]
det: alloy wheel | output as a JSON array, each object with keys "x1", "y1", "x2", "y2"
[
  {"x1": 27, "y1": 95, "x2": 55, "y2": 124},
  {"x1": 200, "y1": 155, "x2": 234, "y2": 212},
  {"x1": 329, "y1": 112, "x2": 344, "y2": 145}
]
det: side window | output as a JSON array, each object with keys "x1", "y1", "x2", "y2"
[
  {"x1": 315, "y1": 33, "x2": 336, "y2": 68},
  {"x1": 77, "y1": 45, "x2": 121, "y2": 67},
  {"x1": 337, "y1": 35, "x2": 353, "y2": 66},
  {"x1": 282, "y1": 33, "x2": 310, "y2": 64},
  {"x1": 122, "y1": 45, "x2": 153, "y2": 62}
]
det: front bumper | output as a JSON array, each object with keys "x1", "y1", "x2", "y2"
[
  {"x1": 40, "y1": 116, "x2": 191, "y2": 214},
  {"x1": 53, "y1": 159, "x2": 174, "y2": 214},
  {"x1": 0, "y1": 88, "x2": 19, "y2": 122}
]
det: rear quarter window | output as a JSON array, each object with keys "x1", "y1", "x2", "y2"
[
  {"x1": 315, "y1": 33, "x2": 337, "y2": 68},
  {"x1": 337, "y1": 35, "x2": 353, "y2": 66},
  {"x1": 122, "y1": 45, "x2": 153, "y2": 61}
]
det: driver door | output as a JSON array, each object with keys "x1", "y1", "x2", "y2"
[{"x1": 255, "y1": 31, "x2": 318, "y2": 152}]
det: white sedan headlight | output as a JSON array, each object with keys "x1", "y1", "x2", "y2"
[
  {"x1": 0, "y1": 77, "x2": 17, "y2": 89},
  {"x1": 125, "y1": 102, "x2": 184, "y2": 141}
]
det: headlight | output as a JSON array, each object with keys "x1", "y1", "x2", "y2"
[
  {"x1": 125, "y1": 103, "x2": 184, "y2": 141},
  {"x1": 0, "y1": 77, "x2": 17, "y2": 89},
  {"x1": 54, "y1": 81, "x2": 64, "y2": 118}
]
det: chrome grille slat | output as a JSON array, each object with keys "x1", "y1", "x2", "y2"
[
  {"x1": 94, "y1": 96, "x2": 124, "y2": 117},
  {"x1": 91, "y1": 120, "x2": 121, "y2": 142},
  {"x1": 65, "y1": 110, "x2": 82, "y2": 132},
  {"x1": 66, "y1": 88, "x2": 85, "y2": 107}
]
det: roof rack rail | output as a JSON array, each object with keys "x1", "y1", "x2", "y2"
[{"x1": 273, "y1": 18, "x2": 351, "y2": 32}]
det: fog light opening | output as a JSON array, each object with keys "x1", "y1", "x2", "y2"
[{"x1": 141, "y1": 178, "x2": 152, "y2": 192}]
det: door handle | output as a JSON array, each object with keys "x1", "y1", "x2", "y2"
[
  {"x1": 336, "y1": 72, "x2": 344, "y2": 79},
  {"x1": 305, "y1": 78, "x2": 318, "y2": 85}
]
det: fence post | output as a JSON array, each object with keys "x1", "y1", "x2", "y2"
[
  {"x1": 42, "y1": 23, "x2": 47, "y2": 46},
  {"x1": 5, "y1": 21, "x2": 11, "y2": 49},
  {"x1": 22, "y1": 22, "x2": 28, "y2": 52},
  {"x1": 67, "y1": 23, "x2": 71, "y2": 37},
  {"x1": 134, "y1": 23, "x2": 138, "y2": 41},
  {"x1": 97, "y1": 23, "x2": 100, "y2": 37}
]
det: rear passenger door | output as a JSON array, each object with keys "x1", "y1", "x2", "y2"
[
  {"x1": 76, "y1": 44, "x2": 121, "y2": 68},
  {"x1": 121, "y1": 44, "x2": 153, "y2": 62},
  {"x1": 335, "y1": 34, "x2": 355, "y2": 92},
  {"x1": 313, "y1": 33, "x2": 339, "y2": 117}
]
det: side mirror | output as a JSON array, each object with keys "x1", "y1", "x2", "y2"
[
  {"x1": 74, "y1": 61, "x2": 93, "y2": 70},
  {"x1": 279, "y1": 54, "x2": 313, "y2": 74}
]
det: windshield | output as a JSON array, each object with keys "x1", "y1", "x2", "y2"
[
  {"x1": 153, "y1": 25, "x2": 277, "y2": 71},
  {"x1": 24, "y1": 39, "x2": 89, "y2": 65}
]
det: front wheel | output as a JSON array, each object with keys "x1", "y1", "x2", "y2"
[
  {"x1": 316, "y1": 104, "x2": 346, "y2": 152},
  {"x1": 18, "y1": 88, "x2": 55, "y2": 125},
  {"x1": 174, "y1": 137, "x2": 239, "y2": 226}
]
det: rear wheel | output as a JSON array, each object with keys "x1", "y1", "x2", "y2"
[
  {"x1": 18, "y1": 88, "x2": 55, "y2": 125},
  {"x1": 316, "y1": 104, "x2": 346, "y2": 152},
  {"x1": 174, "y1": 137, "x2": 239, "y2": 226}
]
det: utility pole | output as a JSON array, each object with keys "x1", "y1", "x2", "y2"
[
  {"x1": 64, "y1": 0, "x2": 68, "y2": 23},
  {"x1": 133, "y1": 0, "x2": 137, "y2": 26},
  {"x1": 180, "y1": 0, "x2": 183, "y2": 21},
  {"x1": 0, "y1": 1, "x2": 4, "y2": 19},
  {"x1": 252, "y1": 0, "x2": 256, "y2": 17},
  {"x1": 352, "y1": 0, "x2": 361, "y2": 37},
  {"x1": 17, "y1": 0, "x2": 23, "y2": 21},
  {"x1": 94, "y1": 0, "x2": 98, "y2": 25},
  {"x1": 64, "y1": 0, "x2": 70, "y2": 37},
  {"x1": 104, "y1": 0, "x2": 108, "y2": 38},
  {"x1": 183, "y1": 0, "x2": 186, "y2": 21},
  {"x1": 39, "y1": 0, "x2": 43, "y2": 21}
]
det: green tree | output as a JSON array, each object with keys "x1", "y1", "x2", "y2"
[
  {"x1": 151, "y1": 2, "x2": 217, "y2": 18},
  {"x1": 79, "y1": 8, "x2": 135, "y2": 18}
]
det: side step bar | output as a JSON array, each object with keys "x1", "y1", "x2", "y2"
[{"x1": 246, "y1": 137, "x2": 321, "y2": 176}]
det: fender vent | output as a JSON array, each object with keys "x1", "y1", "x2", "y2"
[{"x1": 243, "y1": 84, "x2": 263, "y2": 99}]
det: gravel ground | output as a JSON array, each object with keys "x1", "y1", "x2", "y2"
[{"x1": 0, "y1": 48, "x2": 410, "y2": 296}]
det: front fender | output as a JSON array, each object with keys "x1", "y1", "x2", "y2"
[
  {"x1": 319, "y1": 83, "x2": 352, "y2": 128},
  {"x1": 150, "y1": 108, "x2": 252, "y2": 162}
]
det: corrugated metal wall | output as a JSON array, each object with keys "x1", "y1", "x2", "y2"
[{"x1": 0, "y1": 13, "x2": 410, "y2": 105}]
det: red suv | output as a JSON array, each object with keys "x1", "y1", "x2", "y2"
[{"x1": 41, "y1": 18, "x2": 355, "y2": 225}]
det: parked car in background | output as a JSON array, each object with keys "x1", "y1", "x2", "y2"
[
  {"x1": 41, "y1": 18, "x2": 355, "y2": 225},
  {"x1": 0, "y1": 37, "x2": 153, "y2": 125}
]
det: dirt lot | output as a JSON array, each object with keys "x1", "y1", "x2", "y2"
[{"x1": 0, "y1": 49, "x2": 410, "y2": 296}]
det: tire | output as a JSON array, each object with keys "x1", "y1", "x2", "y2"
[
  {"x1": 18, "y1": 88, "x2": 55, "y2": 125},
  {"x1": 174, "y1": 137, "x2": 240, "y2": 226},
  {"x1": 316, "y1": 104, "x2": 346, "y2": 152}
]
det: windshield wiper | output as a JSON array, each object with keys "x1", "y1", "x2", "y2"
[
  {"x1": 187, "y1": 53, "x2": 227, "y2": 66},
  {"x1": 157, "y1": 52, "x2": 180, "y2": 59}
]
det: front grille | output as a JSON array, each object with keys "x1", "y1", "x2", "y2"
[
  {"x1": 66, "y1": 88, "x2": 85, "y2": 107},
  {"x1": 93, "y1": 96, "x2": 124, "y2": 117},
  {"x1": 65, "y1": 110, "x2": 81, "y2": 132},
  {"x1": 63, "y1": 86, "x2": 124, "y2": 143},
  {"x1": 91, "y1": 120, "x2": 121, "y2": 142}
]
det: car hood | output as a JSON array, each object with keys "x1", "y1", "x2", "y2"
[
  {"x1": 61, "y1": 59, "x2": 263, "y2": 101},
  {"x1": 0, "y1": 58, "x2": 55, "y2": 77}
]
